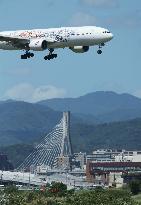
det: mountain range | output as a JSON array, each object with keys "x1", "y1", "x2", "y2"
[
  {"x1": 1, "y1": 91, "x2": 141, "y2": 146},
  {"x1": 38, "y1": 91, "x2": 141, "y2": 123}
]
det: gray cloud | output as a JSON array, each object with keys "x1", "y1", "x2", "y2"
[
  {"x1": 70, "y1": 10, "x2": 141, "y2": 29},
  {"x1": 104, "y1": 10, "x2": 141, "y2": 29},
  {"x1": 3, "y1": 83, "x2": 67, "y2": 102},
  {"x1": 81, "y1": 0, "x2": 119, "y2": 8},
  {"x1": 70, "y1": 12, "x2": 98, "y2": 26}
]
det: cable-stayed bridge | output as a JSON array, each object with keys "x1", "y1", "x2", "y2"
[
  {"x1": 0, "y1": 112, "x2": 91, "y2": 188},
  {"x1": 17, "y1": 112, "x2": 72, "y2": 171}
]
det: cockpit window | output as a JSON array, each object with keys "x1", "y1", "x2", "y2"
[{"x1": 103, "y1": 31, "x2": 111, "y2": 34}]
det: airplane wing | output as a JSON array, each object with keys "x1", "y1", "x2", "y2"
[
  {"x1": 0, "y1": 35, "x2": 29, "y2": 43},
  {"x1": 0, "y1": 35, "x2": 57, "y2": 48}
]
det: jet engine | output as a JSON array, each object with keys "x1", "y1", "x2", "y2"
[
  {"x1": 70, "y1": 46, "x2": 89, "y2": 53},
  {"x1": 29, "y1": 39, "x2": 48, "y2": 51}
]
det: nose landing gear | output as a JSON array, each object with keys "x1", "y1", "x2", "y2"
[
  {"x1": 97, "y1": 45, "x2": 102, "y2": 55},
  {"x1": 97, "y1": 50, "x2": 102, "y2": 55},
  {"x1": 97, "y1": 43, "x2": 105, "y2": 55}
]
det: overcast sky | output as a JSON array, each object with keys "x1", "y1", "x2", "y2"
[{"x1": 0, "y1": 0, "x2": 141, "y2": 102}]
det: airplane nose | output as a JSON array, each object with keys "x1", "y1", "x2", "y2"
[{"x1": 110, "y1": 33, "x2": 114, "y2": 40}]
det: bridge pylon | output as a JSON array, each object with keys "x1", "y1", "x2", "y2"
[{"x1": 61, "y1": 111, "x2": 72, "y2": 157}]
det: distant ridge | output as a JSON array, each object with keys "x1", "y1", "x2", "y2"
[{"x1": 38, "y1": 91, "x2": 141, "y2": 122}]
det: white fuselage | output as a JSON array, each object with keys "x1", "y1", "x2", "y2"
[{"x1": 0, "y1": 26, "x2": 113, "y2": 51}]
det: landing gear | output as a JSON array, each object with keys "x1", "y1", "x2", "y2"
[
  {"x1": 44, "y1": 54, "x2": 57, "y2": 60},
  {"x1": 44, "y1": 49, "x2": 57, "y2": 61},
  {"x1": 97, "y1": 50, "x2": 102, "y2": 55},
  {"x1": 21, "y1": 51, "x2": 34, "y2": 59},
  {"x1": 97, "y1": 44, "x2": 104, "y2": 55},
  {"x1": 101, "y1": 43, "x2": 105, "y2": 47}
]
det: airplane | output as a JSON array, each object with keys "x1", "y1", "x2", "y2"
[{"x1": 0, "y1": 26, "x2": 114, "y2": 60}]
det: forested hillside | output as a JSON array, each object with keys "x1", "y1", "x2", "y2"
[{"x1": 0, "y1": 101, "x2": 61, "y2": 146}]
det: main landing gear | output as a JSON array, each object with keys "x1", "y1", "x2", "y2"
[
  {"x1": 97, "y1": 43, "x2": 105, "y2": 55},
  {"x1": 21, "y1": 51, "x2": 34, "y2": 59},
  {"x1": 44, "y1": 49, "x2": 57, "y2": 61}
]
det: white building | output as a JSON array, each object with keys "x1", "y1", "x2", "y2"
[{"x1": 87, "y1": 149, "x2": 141, "y2": 163}]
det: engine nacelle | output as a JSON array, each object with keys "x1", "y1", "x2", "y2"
[
  {"x1": 29, "y1": 39, "x2": 48, "y2": 51},
  {"x1": 70, "y1": 46, "x2": 89, "y2": 53}
]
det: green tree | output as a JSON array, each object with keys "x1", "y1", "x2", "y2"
[
  {"x1": 65, "y1": 190, "x2": 138, "y2": 205},
  {"x1": 49, "y1": 182, "x2": 67, "y2": 197},
  {"x1": 129, "y1": 180, "x2": 141, "y2": 195},
  {"x1": 4, "y1": 185, "x2": 18, "y2": 194}
]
